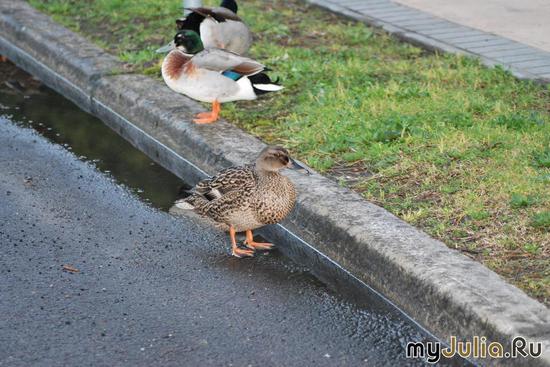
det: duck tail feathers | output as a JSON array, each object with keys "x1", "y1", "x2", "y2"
[
  {"x1": 174, "y1": 198, "x2": 195, "y2": 210},
  {"x1": 249, "y1": 73, "x2": 284, "y2": 95},
  {"x1": 220, "y1": 0, "x2": 238, "y2": 13}
]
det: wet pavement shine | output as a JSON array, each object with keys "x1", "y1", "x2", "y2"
[{"x1": 0, "y1": 62, "x2": 464, "y2": 366}]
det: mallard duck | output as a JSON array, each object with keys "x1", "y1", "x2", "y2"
[
  {"x1": 157, "y1": 0, "x2": 252, "y2": 55},
  {"x1": 161, "y1": 30, "x2": 282, "y2": 124},
  {"x1": 176, "y1": 146, "x2": 310, "y2": 258}
]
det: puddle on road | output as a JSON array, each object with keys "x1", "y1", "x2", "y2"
[
  {"x1": 0, "y1": 62, "x2": 188, "y2": 211},
  {"x1": 0, "y1": 61, "x2": 473, "y2": 366}
]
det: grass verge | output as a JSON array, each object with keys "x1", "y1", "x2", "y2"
[{"x1": 28, "y1": 0, "x2": 550, "y2": 304}]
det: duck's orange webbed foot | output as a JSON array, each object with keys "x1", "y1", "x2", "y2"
[
  {"x1": 193, "y1": 100, "x2": 220, "y2": 124},
  {"x1": 195, "y1": 111, "x2": 213, "y2": 118},
  {"x1": 194, "y1": 112, "x2": 217, "y2": 123},
  {"x1": 230, "y1": 226, "x2": 254, "y2": 258},
  {"x1": 244, "y1": 229, "x2": 274, "y2": 251}
]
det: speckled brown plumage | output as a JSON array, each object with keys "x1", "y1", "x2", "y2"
[
  {"x1": 177, "y1": 146, "x2": 306, "y2": 257},
  {"x1": 185, "y1": 164, "x2": 296, "y2": 232},
  {"x1": 183, "y1": 147, "x2": 297, "y2": 233}
]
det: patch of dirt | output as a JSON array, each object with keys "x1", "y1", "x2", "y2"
[{"x1": 327, "y1": 161, "x2": 373, "y2": 186}]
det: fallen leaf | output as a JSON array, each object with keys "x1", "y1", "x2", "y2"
[{"x1": 62, "y1": 264, "x2": 79, "y2": 273}]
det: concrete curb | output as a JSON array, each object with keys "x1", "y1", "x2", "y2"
[
  {"x1": 307, "y1": 0, "x2": 550, "y2": 85},
  {"x1": 1, "y1": 1, "x2": 549, "y2": 365}
]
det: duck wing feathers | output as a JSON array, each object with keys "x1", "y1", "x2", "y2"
[
  {"x1": 184, "y1": 165, "x2": 258, "y2": 221},
  {"x1": 191, "y1": 49, "x2": 264, "y2": 75},
  {"x1": 195, "y1": 164, "x2": 257, "y2": 199},
  {"x1": 187, "y1": 6, "x2": 242, "y2": 22}
]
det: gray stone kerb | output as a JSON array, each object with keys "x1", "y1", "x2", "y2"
[
  {"x1": 0, "y1": 1, "x2": 549, "y2": 365},
  {"x1": 308, "y1": 0, "x2": 550, "y2": 84}
]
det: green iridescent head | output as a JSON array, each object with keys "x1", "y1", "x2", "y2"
[{"x1": 174, "y1": 30, "x2": 204, "y2": 54}]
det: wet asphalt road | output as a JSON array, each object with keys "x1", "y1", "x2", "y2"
[{"x1": 0, "y1": 118, "x2": 429, "y2": 366}]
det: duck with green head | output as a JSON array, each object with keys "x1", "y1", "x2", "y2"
[
  {"x1": 179, "y1": 0, "x2": 252, "y2": 55},
  {"x1": 161, "y1": 30, "x2": 283, "y2": 124},
  {"x1": 157, "y1": 0, "x2": 252, "y2": 56}
]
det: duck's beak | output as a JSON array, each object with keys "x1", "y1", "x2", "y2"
[
  {"x1": 156, "y1": 40, "x2": 176, "y2": 54},
  {"x1": 287, "y1": 158, "x2": 311, "y2": 175}
]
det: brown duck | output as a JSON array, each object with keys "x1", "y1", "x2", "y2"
[{"x1": 176, "y1": 146, "x2": 309, "y2": 257}]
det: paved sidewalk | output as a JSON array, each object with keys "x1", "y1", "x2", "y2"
[
  {"x1": 308, "y1": 0, "x2": 550, "y2": 83},
  {"x1": 395, "y1": 0, "x2": 550, "y2": 53}
]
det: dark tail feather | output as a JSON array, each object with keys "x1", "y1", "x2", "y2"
[
  {"x1": 249, "y1": 72, "x2": 284, "y2": 95},
  {"x1": 220, "y1": 0, "x2": 238, "y2": 13}
]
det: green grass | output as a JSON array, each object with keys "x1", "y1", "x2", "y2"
[
  {"x1": 28, "y1": 0, "x2": 550, "y2": 304},
  {"x1": 531, "y1": 211, "x2": 550, "y2": 230},
  {"x1": 510, "y1": 193, "x2": 538, "y2": 209}
]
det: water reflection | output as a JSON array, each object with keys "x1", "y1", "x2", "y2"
[{"x1": 0, "y1": 61, "x2": 186, "y2": 210}]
